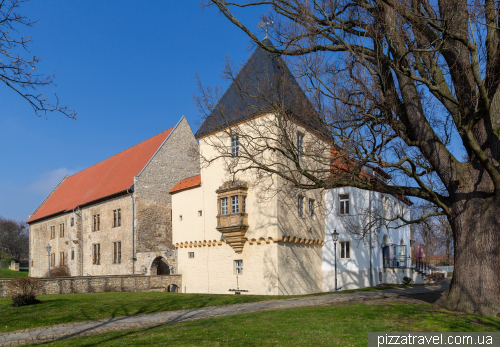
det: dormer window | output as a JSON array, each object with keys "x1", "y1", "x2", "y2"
[{"x1": 231, "y1": 136, "x2": 239, "y2": 157}]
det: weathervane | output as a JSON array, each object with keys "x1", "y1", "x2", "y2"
[{"x1": 258, "y1": 20, "x2": 273, "y2": 39}]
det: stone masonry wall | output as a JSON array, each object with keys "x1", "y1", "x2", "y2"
[
  {"x1": 134, "y1": 117, "x2": 199, "y2": 269},
  {"x1": 0, "y1": 274, "x2": 182, "y2": 298}
]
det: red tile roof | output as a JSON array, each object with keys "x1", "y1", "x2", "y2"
[
  {"x1": 169, "y1": 175, "x2": 201, "y2": 194},
  {"x1": 28, "y1": 127, "x2": 174, "y2": 223}
]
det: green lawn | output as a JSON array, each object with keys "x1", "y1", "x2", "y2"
[
  {"x1": 39, "y1": 303, "x2": 500, "y2": 346},
  {"x1": 0, "y1": 284, "x2": 411, "y2": 333},
  {"x1": 0, "y1": 269, "x2": 29, "y2": 278}
]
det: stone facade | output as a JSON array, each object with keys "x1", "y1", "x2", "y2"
[
  {"x1": 29, "y1": 116, "x2": 199, "y2": 279},
  {"x1": 0, "y1": 274, "x2": 181, "y2": 298}
]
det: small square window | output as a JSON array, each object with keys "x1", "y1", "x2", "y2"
[
  {"x1": 198, "y1": 210, "x2": 202, "y2": 217},
  {"x1": 235, "y1": 260, "x2": 243, "y2": 275},
  {"x1": 188, "y1": 252, "x2": 194, "y2": 258}
]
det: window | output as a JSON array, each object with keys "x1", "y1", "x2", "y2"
[
  {"x1": 298, "y1": 196, "x2": 304, "y2": 218},
  {"x1": 188, "y1": 252, "x2": 194, "y2": 258},
  {"x1": 221, "y1": 197, "x2": 228, "y2": 215},
  {"x1": 340, "y1": 241, "x2": 350, "y2": 259},
  {"x1": 71, "y1": 250, "x2": 74, "y2": 260},
  {"x1": 231, "y1": 195, "x2": 239, "y2": 213},
  {"x1": 231, "y1": 136, "x2": 239, "y2": 157},
  {"x1": 71, "y1": 218, "x2": 74, "y2": 227},
  {"x1": 198, "y1": 210, "x2": 202, "y2": 217},
  {"x1": 59, "y1": 252, "x2": 65, "y2": 266},
  {"x1": 242, "y1": 196, "x2": 246, "y2": 213},
  {"x1": 339, "y1": 194, "x2": 350, "y2": 215},
  {"x1": 235, "y1": 260, "x2": 243, "y2": 275},
  {"x1": 50, "y1": 253, "x2": 55, "y2": 267},
  {"x1": 93, "y1": 214, "x2": 100, "y2": 231},
  {"x1": 59, "y1": 223, "x2": 65, "y2": 238},
  {"x1": 297, "y1": 132, "x2": 304, "y2": 155},
  {"x1": 113, "y1": 241, "x2": 121, "y2": 264},
  {"x1": 309, "y1": 199, "x2": 315, "y2": 219},
  {"x1": 50, "y1": 226, "x2": 55, "y2": 239},
  {"x1": 113, "y1": 209, "x2": 121, "y2": 227},
  {"x1": 93, "y1": 244, "x2": 101, "y2": 265},
  {"x1": 179, "y1": 215, "x2": 183, "y2": 221}
]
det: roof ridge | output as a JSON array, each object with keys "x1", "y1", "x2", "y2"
[{"x1": 68, "y1": 127, "x2": 174, "y2": 179}]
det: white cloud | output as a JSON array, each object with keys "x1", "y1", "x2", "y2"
[{"x1": 28, "y1": 168, "x2": 77, "y2": 195}]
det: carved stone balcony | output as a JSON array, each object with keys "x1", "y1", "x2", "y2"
[{"x1": 216, "y1": 213, "x2": 249, "y2": 253}]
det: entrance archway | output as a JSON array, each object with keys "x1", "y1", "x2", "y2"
[{"x1": 150, "y1": 256, "x2": 170, "y2": 275}]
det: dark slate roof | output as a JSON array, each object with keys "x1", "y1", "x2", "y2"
[{"x1": 195, "y1": 38, "x2": 329, "y2": 139}]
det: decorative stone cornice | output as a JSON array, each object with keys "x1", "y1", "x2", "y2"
[{"x1": 175, "y1": 236, "x2": 324, "y2": 249}]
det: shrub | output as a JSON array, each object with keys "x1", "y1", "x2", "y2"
[
  {"x1": 6, "y1": 277, "x2": 43, "y2": 307},
  {"x1": 402, "y1": 276, "x2": 412, "y2": 285},
  {"x1": 44, "y1": 265, "x2": 70, "y2": 277},
  {"x1": 11, "y1": 294, "x2": 41, "y2": 307}
]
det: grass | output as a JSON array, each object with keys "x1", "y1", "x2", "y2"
[
  {"x1": 0, "y1": 269, "x2": 29, "y2": 278},
  {"x1": 39, "y1": 302, "x2": 500, "y2": 346},
  {"x1": 0, "y1": 283, "x2": 416, "y2": 333}
]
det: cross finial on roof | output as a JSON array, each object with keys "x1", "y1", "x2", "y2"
[{"x1": 258, "y1": 21, "x2": 273, "y2": 39}]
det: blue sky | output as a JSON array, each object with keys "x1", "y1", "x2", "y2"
[{"x1": 0, "y1": 1, "x2": 265, "y2": 221}]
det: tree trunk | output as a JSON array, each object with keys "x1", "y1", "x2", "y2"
[{"x1": 434, "y1": 191, "x2": 500, "y2": 316}]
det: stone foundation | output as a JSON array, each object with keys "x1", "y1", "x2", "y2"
[{"x1": 0, "y1": 274, "x2": 181, "y2": 298}]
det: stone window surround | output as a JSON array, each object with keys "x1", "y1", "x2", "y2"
[
  {"x1": 113, "y1": 241, "x2": 122, "y2": 264},
  {"x1": 112, "y1": 209, "x2": 122, "y2": 228}
]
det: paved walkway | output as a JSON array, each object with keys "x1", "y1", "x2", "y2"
[{"x1": 0, "y1": 280, "x2": 450, "y2": 346}]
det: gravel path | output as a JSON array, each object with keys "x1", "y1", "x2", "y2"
[{"x1": 0, "y1": 280, "x2": 450, "y2": 346}]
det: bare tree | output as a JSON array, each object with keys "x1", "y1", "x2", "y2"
[
  {"x1": 201, "y1": 0, "x2": 500, "y2": 316},
  {"x1": 0, "y1": 0, "x2": 75, "y2": 118},
  {"x1": 0, "y1": 217, "x2": 29, "y2": 263}
]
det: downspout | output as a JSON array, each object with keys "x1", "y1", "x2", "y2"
[
  {"x1": 128, "y1": 189, "x2": 135, "y2": 275},
  {"x1": 369, "y1": 190, "x2": 373, "y2": 287},
  {"x1": 73, "y1": 206, "x2": 83, "y2": 277}
]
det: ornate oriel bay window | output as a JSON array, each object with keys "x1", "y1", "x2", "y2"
[{"x1": 216, "y1": 181, "x2": 249, "y2": 253}]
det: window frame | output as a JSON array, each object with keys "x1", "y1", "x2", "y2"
[
  {"x1": 231, "y1": 135, "x2": 239, "y2": 157},
  {"x1": 340, "y1": 241, "x2": 350, "y2": 260},
  {"x1": 59, "y1": 251, "x2": 65, "y2": 266},
  {"x1": 198, "y1": 210, "x2": 202, "y2": 217},
  {"x1": 231, "y1": 195, "x2": 239, "y2": 214},
  {"x1": 59, "y1": 223, "x2": 65, "y2": 238},
  {"x1": 234, "y1": 259, "x2": 243, "y2": 275},
  {"x1": 339, "y1": 194, "x2": 350, "y2": 215},
  {"x1": 297, "y1": 132, "x2": 304, "y2": 156},
  {"x1": 113, "y1": 209, "x2": 122, "y2": 227},
  {"x1": 309, "y1": 199, "x2": 315, "y2": 219},
  {"x1": 221, "y1": 197, "x2": 228, "y2": 215},
  {"x1": 50, "y1": 253, "x2": 55, "y2": 267},
  {"x1": 298, "y1": 196, "x2": 304, "y2": 218},
  {"x1": 113, "y1": 241, "x2": 122, "y2": 264},
  {"x1": 188, "y1": 252, "x2": 194, "y2": 258},
  {"x1": 50, "y1": 226, "x2": 55, "y2": 239},
  {"x1": 93, "y1": 244, "x2": 101, "y2": 265},
  {"x1": 71, "y1": 218, "x2": 74, "y2": 227},
  {"x1": 93, "y1": 214, "x2": 101, "y2": 231}
]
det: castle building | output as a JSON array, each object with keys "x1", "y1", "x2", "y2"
[
  {"x1": 170, "y1": 39, "x2": 417, "y2": 295},
  {"x1": 27, "y1": 117, "x2": 199, "y2": 277}
]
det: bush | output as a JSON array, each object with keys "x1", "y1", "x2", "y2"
[
  {"x1": 44, "y1": 265, "x2": 70, "y2": 277},
  {"x1": 6, "y1": 277, "x2": 43, "y2": 307},
  {"x1": 11, "y1": 294, "x2": 41, "y2": 307},
  {"x1": 402, "y1": 276, "x2": 412, "y2": 285}
]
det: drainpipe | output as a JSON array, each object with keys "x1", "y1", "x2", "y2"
[
  {"x1": 369, "y1": 190, "x2": 373, "y2": 287},
  {"x1": 73, "y1": 207, "x2": 83, "y2": 277},
  {"x1": 128, "y1": 189, "x2": 135, "y2": 275}
]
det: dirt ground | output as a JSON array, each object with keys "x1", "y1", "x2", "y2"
[{"x1": 342, "y1": 291, "x2": 444, "y2": 306}]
